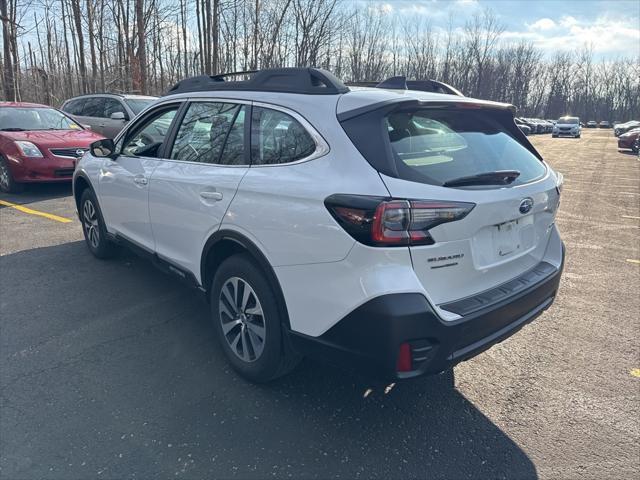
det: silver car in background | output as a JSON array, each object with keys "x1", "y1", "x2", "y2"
[
  {"x1": 61, "y1": 93, "x2": 157, "y2": 138},
  {"x1": 553, "y1": 116, "x2": 581, "y2": 138}
]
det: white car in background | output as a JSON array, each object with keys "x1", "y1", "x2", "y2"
[
  {"x1": 73, "y1": 68, "x2": 565, "y2": 383},
  {"x1": 553, "y1": 116, "x2": 581, "y2": 138}
]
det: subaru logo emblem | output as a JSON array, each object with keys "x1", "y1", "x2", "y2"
[
  {"x1": 76, "y1": 149, "x2": 85, "y2": 158},
  {"x1": 519, "y1": 198, "x2": 533, "y2": 214}
]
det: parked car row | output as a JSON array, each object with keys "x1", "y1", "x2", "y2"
[
  {"x1": 614, "y1": 120, "x2": 640, "y2": 136},
  {"x1": 516, "y1": 118, "x2": 555, "y2": 135}
]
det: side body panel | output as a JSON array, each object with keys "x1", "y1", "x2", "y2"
[
  {"x1": 97, "y1": 155, "x2": 161, "y2": 249},
  {"x1": 148, "y1": 160, "x2": 248, "y2": 275}
]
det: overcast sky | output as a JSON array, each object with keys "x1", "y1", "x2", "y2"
[{"x1": 353, "y1": 0, "x2": 640, "y2": 58}]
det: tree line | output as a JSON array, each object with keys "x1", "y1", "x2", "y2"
[{"x1": 1, "y1": 0, "x2": 638, "y2": 121}]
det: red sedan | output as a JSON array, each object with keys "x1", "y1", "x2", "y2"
[
  {"x1": 617, "y1": 127, "x2": 640, "y2": 154},
  {"x1": 0, "y1": 102, "x2": 104, "y2": 193}
]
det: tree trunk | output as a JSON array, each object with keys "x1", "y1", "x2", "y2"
[{"x1": 0, "y1": 0, "x2": 16, "y2": 101}]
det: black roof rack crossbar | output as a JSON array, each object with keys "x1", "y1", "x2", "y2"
[
  {"x1": 346, "y1": 76, "x2": 464, "y2": 97},
  {"x1": 166, "y1": 68, "x2": 350, "y2": 96}
]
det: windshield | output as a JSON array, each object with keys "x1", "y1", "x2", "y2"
[
  {"x1": 0, "y1": 107, "x2": 83, "y2": 131},
  {"x1": 125, "y1": 98, "x2": 155, "y2": 115},
  {"x1": 385, "y1": 108, "x2": 546, "y2": 187},
  {"x1": 558, "y1": 117, "x2": 579, "y2": 124}
]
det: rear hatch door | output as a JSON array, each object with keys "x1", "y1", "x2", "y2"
[{"x1": 344, "y1": 101, "x2": 561, "y2": 312}]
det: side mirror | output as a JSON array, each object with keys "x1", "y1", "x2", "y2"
[
  {"x1": 82, "y1": 124, "x2": 92, "y2": 130},
  {"x1": 110, "y1": 111, "x2": 127, "y2": 121},
  {"x1": 90, "y1": 138, "x2": 116, "y2": 158}
]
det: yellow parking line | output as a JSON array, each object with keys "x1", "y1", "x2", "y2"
[
  {"x1": 631, "y1": 369, "x2": 640, "y2": 378},
  {"x1": 626, "y1": 259, "x2": 640, "y2": 265},
  {"x1": 0, "y1": 199, "x2": 72, "y2": 223}
]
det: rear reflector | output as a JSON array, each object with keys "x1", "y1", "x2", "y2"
[
  {"x1": 325, "y1": 194, "x2": 475, "y2": 247},
  {"x1": 396, "y1": 343, "x2": 413, "y2": 372}
]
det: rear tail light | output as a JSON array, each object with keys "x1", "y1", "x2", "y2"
[{"x1": 325, "y1": 194, "x2": 475, "y2": 246}]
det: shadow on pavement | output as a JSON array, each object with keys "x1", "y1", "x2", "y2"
[
  {"x1": 0, "y1": 241, "x2": 537, "y2": 479},
  {"x1": 0, "y1": 182, "x2": 73, "y2": 205},
  {"x1": 617, "y1": 149, "x2": 639, "y2": 156}
]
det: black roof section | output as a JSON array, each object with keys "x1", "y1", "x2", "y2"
[
  {"x1": 166, "y1": 68, "x2": 350, "y2": 96},
  {"x1": 347, "y1": 76, "x2": 465, "y2": 97}
]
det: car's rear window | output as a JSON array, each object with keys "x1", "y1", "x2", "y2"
[{"x1": 385, "y1": 108, "x2": 546, "y2": 187}]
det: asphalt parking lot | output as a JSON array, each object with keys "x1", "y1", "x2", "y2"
[{"x1": 1, "y1": 129, "x2": 638, "y2": 479}]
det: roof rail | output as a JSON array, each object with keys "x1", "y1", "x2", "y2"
[
  {"x1": 346, "y1": 76, "x2": 464, "y2": 97},
  {"x1": 166, "y1": 68, "x2": 350, "y2": 96}
]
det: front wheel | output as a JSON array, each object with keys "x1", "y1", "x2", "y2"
[
  {"x1": 80, "y1": 189, "x2": 116, "y2": 259},
  {"x1": 632, "y1": 139, "x2": 639, "y2": 154},
  {"x1": 211, "y1": 254, "x2": 300, "y2": 382},
  {"x1": 0, "y1": 156, "x2": 24, "y2": 193}
]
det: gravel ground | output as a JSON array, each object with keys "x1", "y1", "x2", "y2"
[{"x1": 0, "y1": 128, "x2": 638, "y2": 479}]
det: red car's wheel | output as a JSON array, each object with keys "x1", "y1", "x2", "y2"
[{"x1": 0, "y1": 156, "x2": 24, "y2": 193}]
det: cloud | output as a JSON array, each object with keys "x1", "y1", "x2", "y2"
[
  {"x1": 528, "y1": 18, "x2": 556, "y2": 31},
  {"x1": 504, "y1": 14, "x2": 639, "y2": 56}
]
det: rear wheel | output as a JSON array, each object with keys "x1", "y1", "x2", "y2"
[
  {"x1": 211, "y1": 254, "x2": 300, "y2": 382},
  {"x1": 0, "y1": 156, "x2": 24, "y2": 193},
  {"x1": 632, "y1": 138, "x2": 639, "y2": 154},
  {"x1": 80, "y1": 189, "x2": 116, "y2": 259}
]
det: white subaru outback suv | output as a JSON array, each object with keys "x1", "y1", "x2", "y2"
[{"x1": 73, "y1": 68, "x2": 565, "y2": 383}]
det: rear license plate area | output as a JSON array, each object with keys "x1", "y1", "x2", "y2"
[{"x1": 493, "y1": 216, "x2": 534, "y2": 258}]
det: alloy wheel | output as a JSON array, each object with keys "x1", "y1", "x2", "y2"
[
  {"x1": 82, "y1": 199, "x2": 100, "y2": 249},
  {"x1": 218, "y1": 277, "x2": 266, "y2": 362},
  {"x1": 0, "y1": 162, "x2": 9, "y2": 191}
]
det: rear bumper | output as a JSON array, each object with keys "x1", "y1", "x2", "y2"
[{"x1": 290, "y1": 244, "x2": 565, "y2": 381}]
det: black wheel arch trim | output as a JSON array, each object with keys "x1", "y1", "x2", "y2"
[
  {"x1": 73, "y1": 171, "x2": 95, "y2": 211},
  {"x1": 201, "y1": 229, "x2": 292, "y2": 330}
]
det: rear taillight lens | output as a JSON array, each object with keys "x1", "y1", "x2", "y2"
[{"x1": 325, "y1": 194, "x2": 475, "y2": 247}]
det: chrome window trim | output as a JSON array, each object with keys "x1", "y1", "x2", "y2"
[{"x1": 115, "y1": 96, "x2": 330, "y2": 167}]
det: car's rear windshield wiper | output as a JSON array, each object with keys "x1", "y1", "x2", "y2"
[
  {"x1": 442, "y1": 170, "x2": 520, "y2": 187},
  {"x1": 0, "y1": 127, "x2": 27, "y2": 131}
]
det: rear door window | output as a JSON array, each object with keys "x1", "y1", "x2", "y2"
[{"x1": 386, "y1": 108, "x2": 546, "y2": 187}]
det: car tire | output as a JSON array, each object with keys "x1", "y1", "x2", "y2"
[
  {"x1": 0, "y1": 156, "x2": 24, "y2": 194},
  {"x1": 552, "y1": 135, "x2": 558, "y2": 138},
  {"x1": 79, "y1": 188, "x2": 117, "y2": 259},
  {"x1": 632, "y1": 139, "x2": 639, "y2": 154},
  {"x1": 576, "y1": 134, "x2": 581, "y2": 139},
  {"x1": 211, "y1": 254, "x2": 301, "y2": 383}
]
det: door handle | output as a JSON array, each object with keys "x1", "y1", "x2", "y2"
[
  {"x1": 133, "y1": 175, "x2": 148, "y2": 186},
  {"x1": 200, "y1": 191, "x2": 223, "y2": 201}
]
